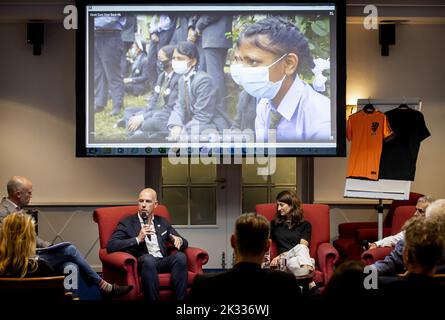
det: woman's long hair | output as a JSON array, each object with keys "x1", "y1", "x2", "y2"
[
  {"x1": 0, "y1": 212, "x2": 37, "y2": 277},
  {"x1": 275, "y1": 190, "x2": 304, "y2": 228}
]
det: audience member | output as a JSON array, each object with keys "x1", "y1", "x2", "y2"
[
  {"x1": 368, "y1": 195, "x2": 434, "y2": 250},
  {"x1": 315, "y1": 260, "x2": 371, "y2": 309},
  {"x1": 0, "y1": 176, "x2": 132, "y2": 298},
  {"x1": 373, "y1": 199, "x2": 445, "y2": 276},
  {"x1": 0, "y1": 212, "x2": 54, "y2": 277},
  {"x1": 107, "y1": 188, "x2": 188, "y2": 300},
  {"x1": 270, "y1": 190, "x2": 315, "y2": 277},
  {"x1": 381, "y1": 216, "x2": 445, "y2": 311},
  {"x1": 189, "y1": 213, "x2": 302, "y2": 304}
]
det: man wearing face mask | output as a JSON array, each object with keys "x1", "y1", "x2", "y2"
[
  {"x1": 230, "y1": 17, "x2": 331, "y2": 142},
  {"x1": 167, "y1": 41, "x2": 230, "y2": 142},
  {"x1": 117, "y1": 45, "x2": 180, "y2": 142},
  {"x1": 123, "y1": 39, "x2": 150, "y2": 97}
]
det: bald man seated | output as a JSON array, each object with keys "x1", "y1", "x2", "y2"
[
  {"x1": 0, "y1": 176, "x2": 133, "y2": 298},
  {"x1": 107, "y1": 188, "x2": 189, "y2": 300}
]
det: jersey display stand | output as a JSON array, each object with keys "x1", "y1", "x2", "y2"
[{"x1": 344, "y1": 98, "x2": 422, "y2": 239}]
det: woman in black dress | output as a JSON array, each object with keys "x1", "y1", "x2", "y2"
[{"x1": 270, "y1": 190, "x2": 315, "y2": 276}]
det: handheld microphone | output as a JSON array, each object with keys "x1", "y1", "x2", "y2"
[{"x1": 141, "y1": 212, "x2": 151, "y2": 241}]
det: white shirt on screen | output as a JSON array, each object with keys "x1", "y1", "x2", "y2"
[{"x1": 255, "y1": 75, "x2": 331, "y2": 142}]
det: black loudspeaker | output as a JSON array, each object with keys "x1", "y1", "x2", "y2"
[
  {"x1": 27, "y1": 22, "x2": 44, "y2": 55},
  {"x1": 379, "y1": 23, "x2": 395, "y2": 56}
]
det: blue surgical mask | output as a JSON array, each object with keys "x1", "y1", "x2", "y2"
[
  {"x1": 230, "y1": 54, "x2": 287, "y2": 99},
  {"x1": 229, "y1": 63, "x2": 243, "y2": 85}
]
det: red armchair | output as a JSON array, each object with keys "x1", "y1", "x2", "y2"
[
  {"x1": 93, "y1": 205, "x2": 209, "y2": 300},
  {"x1": 256, "y1": 203, "x2": 339, "y2": 286},
  {"x1": 361, "y1": 205, "x2": 416, "y2": 265},
  {"x1": 333, "y1": 192, "x2": 423, "y2": 261}
]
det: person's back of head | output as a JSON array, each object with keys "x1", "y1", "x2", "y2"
[
  {"x1": 232, "y1": 213, "x2": 270, "y2": 261},
  {"x1": 322, "y1": 260, "x2": 366, "y2": 303},
  {"x1": 425, "y1": 199, "x2": 445, "y2": 220},
  {"x1": 0, "y1": 212, "x2": 37, "y2": 277},
  {"x1": 418, "y1": 195, "x2": 434, "y2": 206},
  {"x1": 403, "y1": 216, "x2": 445, "y2": 275}
]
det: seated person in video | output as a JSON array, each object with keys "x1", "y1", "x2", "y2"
[
  {"x1": 166, "y1": 41, "x2": 230, "y2": 142},
  {"x1": 117, "y1": 45, "x2": 180, "y2": 141},
  {"x1": 230, "y1": 17, "x2": 331, "y2": 142},
  {"x1": 270, "y1": 190, "x2": 315, "y2": 277},
  {"x1": 189, "y1": 213, "x2": 302, "y2": 304},
  {"x1": 124, "y1": 39, "x2": 150, "y2": 97}
]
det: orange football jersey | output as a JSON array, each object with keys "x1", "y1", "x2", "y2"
[{"x1": 346, "y1": 110, "x2": 394, "y2": 180}]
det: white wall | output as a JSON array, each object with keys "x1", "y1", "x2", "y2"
[{"x1": 0, "y1": 22, "x2": 145, "y2": 204}]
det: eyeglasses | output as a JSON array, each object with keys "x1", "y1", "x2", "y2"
[{"x1": 415, "y1": 208, "x2": 426, "y2": 215}]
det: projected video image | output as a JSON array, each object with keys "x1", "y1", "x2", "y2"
[{"x1": 84, "y1": 4, "x2": 339, "y2": 155}]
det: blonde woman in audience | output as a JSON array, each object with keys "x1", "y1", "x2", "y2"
[{"x1": 0, "y1": 212, "x2": 53, "y2": 277}]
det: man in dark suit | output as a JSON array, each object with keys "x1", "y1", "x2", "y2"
[
  {"x1": 107, "y1": 188, "x2": 188, "y2": 300},
  {"x1": 189, "y1": 213, "x2": 302, "y2": 305}
]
